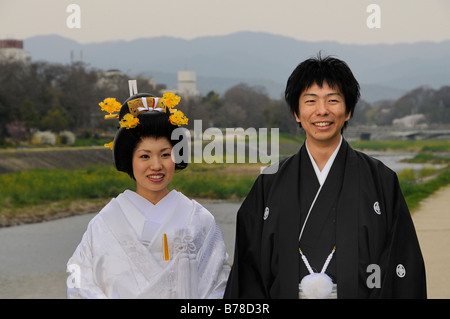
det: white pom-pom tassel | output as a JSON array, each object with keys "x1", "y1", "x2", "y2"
[{"x1": 300, "y1": 273, "x2": 333, "y2": 299}]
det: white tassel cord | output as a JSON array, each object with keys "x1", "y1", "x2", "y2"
[
  {"x1": 298, "y1": 182, "x2": 337, "y2": 299},
  {"x1": 299, "y1": 249, "x2": 315, "y2": 274},
  {"x1": 299, "y1": 247, "x2": 336, "y2": 299},
  {"x1": 320, "y1": 246, "x2": 336, "y2": 274}
]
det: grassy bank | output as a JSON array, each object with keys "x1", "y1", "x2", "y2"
[
  {"x1": 0, "y1": 164, "x2": 260, "y2": 208},
  {"x1": 1, "y1": 162, "x2": 449, "y2": 225},
  {"x1": 0, "y1": 163, "x2": 261, "y2": 226},
  {"x1": 399, "y1": 167, "x2": 450, "y2": 211},
  {"x1": 0, "y1": 138, "x2": 449, "y2": 226}
]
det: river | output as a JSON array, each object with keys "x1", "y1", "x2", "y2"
[{"x1": 367, "y1": 152, "x2": 448, "y2": 173}]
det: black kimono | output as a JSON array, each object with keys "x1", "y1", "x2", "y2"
[{"x1": 224, "y1": 139, "x2": 426, "y2": 299}]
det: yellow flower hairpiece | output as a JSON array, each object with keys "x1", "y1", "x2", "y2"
[
  {"x1": 162, "y1": 92, "x2": 181, "y2": 109},
  {"x1": 104, "y1": 141, "x2": 114, "y2": 150},
  {"x1": 99, "y1": 98, "x2": 121, "y2": 119},
  {"x1": 119, "y1": 113, "x2": 140, "y2": 129},
  {"x1": 169, "y1": 110, "x2": 189, "y2": 126},
  {"x1": 99, "y1": 87, "x2": 187, "y2": 150}
]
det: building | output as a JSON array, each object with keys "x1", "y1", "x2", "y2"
[
  {"x1": 0, "y1": 39, "x2": 31, "y2": 63},
  {"x1": 96, "y1": 69, "x2": 127, "y2": 91},
  {"x1": 97, "y1": 69, "x2": 156, "y2": 92},
  {"x1": 175, "y1": 70, "x2": 200, "y2": 97}
]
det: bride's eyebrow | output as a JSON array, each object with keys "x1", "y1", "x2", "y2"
[{"x1": 136, "y1": 147, "x2": 172, "y2": 153}]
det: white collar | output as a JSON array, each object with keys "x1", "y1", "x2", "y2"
[
  {"x1": 123, "y1": 189, "x2": 178, "y2": 223},
  {"x1": 306, "y1": 136, "x2": 343, "y2": 186}
]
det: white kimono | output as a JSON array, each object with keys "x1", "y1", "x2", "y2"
[{"x1": 66, "y1": 190, "x2": 230, "y2": 299}]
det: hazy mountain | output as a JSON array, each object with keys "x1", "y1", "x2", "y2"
[{"x1": 24, "y1": 32, "x2": 450, "y2": 102}]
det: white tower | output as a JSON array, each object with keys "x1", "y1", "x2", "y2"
[{"x1": 177, "y1": 70, "x2": 200, "y2": 97}]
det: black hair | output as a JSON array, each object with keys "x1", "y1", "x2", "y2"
[
  {"x1": 113, "y1": 93, "x2": 188, "y2": 179},
  {"x1": 284, "y1": 53, "x2": 360, "y2": 130}
]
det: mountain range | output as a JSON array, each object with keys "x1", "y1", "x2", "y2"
[{"x1": 24, "y1": 32, "x2": 450, "y2": 103}]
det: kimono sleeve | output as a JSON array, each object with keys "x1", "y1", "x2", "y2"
[
  {"x1": 224, "y1": 175, "x2": 268, "y2": 298},
  {"x1": 66, "y1": 217, "x2": 108, "y2": 299},
  {"x1": 377, "y1": 173, "x2": 427, "y2": 298},
  {"x1": 190, "y1": 202, "x2": 230, "y2": 299}
]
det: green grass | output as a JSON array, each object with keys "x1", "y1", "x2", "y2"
[
  {"x1": 400, "y1": 167, "x2": 450, "y2": 211},
  {"x1": 1, "y1": 137, "x2": 449, "y2": 219},
  {"x1": 73, "y1": 138, "x2": 112, "y2": 147},
  {"x1": 1, "y1": 163, "x2": 449, "y2": 216},
  {"x1": 0, "y1": 166, "x2": 135, "y2": 208},
  {"x1": 400, "y1": 152, "x2": 450, "y2": 164},
  {"x1": 0, "y1": 163, "x2": 259, "y2": 212},
  {"x1": 170, "y1": 171, "x2": 256, "y2": 200}
]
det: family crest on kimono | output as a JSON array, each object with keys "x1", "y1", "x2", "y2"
[{"x1": 66, "y1": 81, "x2": 230, "y2": 298}]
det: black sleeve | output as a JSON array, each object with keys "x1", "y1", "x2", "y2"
[
  {"x1": 378, "y1": 173, "x2": 427, "y2": 298},
  {"x1": 224, "y1": 175, "x2": 268, "y2": 299}
]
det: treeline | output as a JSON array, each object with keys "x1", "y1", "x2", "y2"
[
  {"x1": 1, "y1": 61, "x2": 449, "y2": 145},
  {"x1": 0, "y1": 60, "x2": 299, "y2": 145},
  {"x1": 0, "y1": 61, "x2": 156, "y2": 144},
  {"x1": 353, "y1": 86, "x2": 450, "y2": 126}
]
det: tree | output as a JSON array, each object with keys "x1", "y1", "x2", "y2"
[
  {"x1": 350, "y1": 100, "x2": 373, "y2": 126},
  {"x1": 203, "y1": 91, "x2": 222, "y2": 108},
  {"x1": 20, "y1": 99, "x2": 40, "y2": 129},
  {"x1": 222, "y1": 83, "x2": 270, "y2": 128},
  {"x1": 5, "y1": 120, "x2": 28, "y2": 142},
  {"x1": 263, "y1": 100, "x2": 298, "y2": 134},
  {"x1": 41, "y1": 105, "x2": 71, "y2": 132}
]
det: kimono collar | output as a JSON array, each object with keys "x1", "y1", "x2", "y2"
[
  {"x1": 124, "y1": 189, "x2": 178, "y2": 223},
  {"x1": 306, "y1": 136, "x2": 343, "y2": 186}
]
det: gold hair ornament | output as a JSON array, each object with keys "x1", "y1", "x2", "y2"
[{"x1": 99, "y1": 87, "x2": 188, "y2": 149}]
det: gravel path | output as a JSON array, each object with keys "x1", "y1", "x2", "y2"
[{"x1": 411, "y1": 185, "x2": 450, "y2": 299}]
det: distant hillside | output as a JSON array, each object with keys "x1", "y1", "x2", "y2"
[{"x1": 24, "y1": 32, "x2": 450, "y2": 102}]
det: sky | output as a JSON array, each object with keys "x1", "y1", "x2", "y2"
[{"x1": 0, "y1": 0, "x2": 449, "y2": 45}]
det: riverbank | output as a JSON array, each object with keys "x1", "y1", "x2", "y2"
[
  {"x1": 0, "y1": 146, "x2": 112, "y2": 174},
  {"x1": 2, "y1": 159, "x2": 448, "y2": 227}
]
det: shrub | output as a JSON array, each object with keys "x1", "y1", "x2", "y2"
[
  {"x1": 31, "y1": 131, "x2": 56, "y2": 145},
  {"x1": 59, "y1": 131, "x2": 76, "y2": 145}
]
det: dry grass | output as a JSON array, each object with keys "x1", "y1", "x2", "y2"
[{"x1": 0, "y1": 198, "x2": 109, "y2": 227}]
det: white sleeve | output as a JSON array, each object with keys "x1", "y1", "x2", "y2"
[
  {"x1": 194, "y1": 204, "x2": 231, "y2": 299},
  {"x1": 66, "y1": 218, "x2": 108, "y2": 299}
]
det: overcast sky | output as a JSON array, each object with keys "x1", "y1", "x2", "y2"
[{"x1": 1, "y1": 0, "x2": 449, "y2": 44}]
